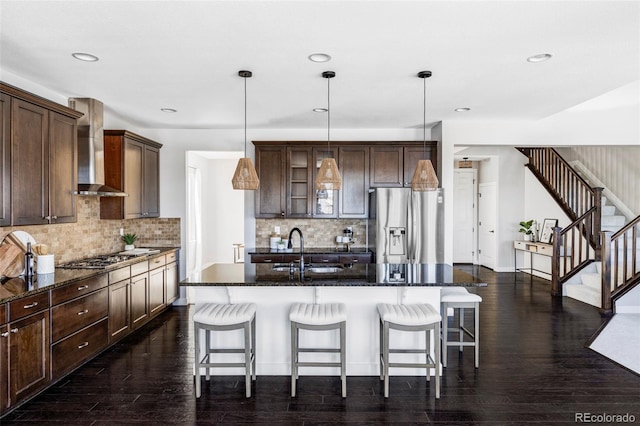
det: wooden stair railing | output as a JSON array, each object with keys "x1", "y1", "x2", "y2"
[
  {"x1": 601, "y1": 215, "x2": 640, "y2": 315},
  {"x1": 517, "y1": 147, "x2": 602, "y2": 294},
  {"x1": 550, "y1": 209, "x2": 598, "y2": 296}
]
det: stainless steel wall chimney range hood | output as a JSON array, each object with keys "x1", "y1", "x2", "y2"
[{"x1": 68, "y1": 98, "x2": 127, "y2": 196}]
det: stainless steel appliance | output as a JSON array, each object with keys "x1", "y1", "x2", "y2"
[
  {"x1": 58, "y1": 254, "x2": 136, "y2": 269},
  {"x1": 368, "y1": 188, "x2": 444, "y2": 264}
]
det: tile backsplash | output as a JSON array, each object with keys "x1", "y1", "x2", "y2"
[
  {"x1": 256, "y1": 219, "x2": 367, "y2": 249},
  {"x1": 1, "y1": 197, "x2": 180, "y2": 264}
]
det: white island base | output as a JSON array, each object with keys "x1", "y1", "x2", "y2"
[{"x1": 192, "y1": 286, "x2": 442, "y2": 377}]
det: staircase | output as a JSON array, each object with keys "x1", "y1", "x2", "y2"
[
  {"x1": 517, "y1": 147, "x2": 640, "y2": 314},
  {"x1": 563, "y1": 195, "x2": 632, "y2": 308}
]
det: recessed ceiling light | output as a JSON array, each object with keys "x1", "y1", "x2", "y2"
[
  {"x1": 313, "y1": 108, "x2": 328, "y2": 113},
  {"x1": 455, "y1": 108, "x2": 471, "y2": 112},
  {"x1": 527, "y1": 53, "x2": 552, "y2": 63},
  {"x1": 72, "y1": 52, "x2": 99, "y2": 62},
  {"x1": 161, "y1": 108, "x2": 177, "y2": 113},
  {"x1": 308, "y1": 53, "x2": 331, "y2": 63}
]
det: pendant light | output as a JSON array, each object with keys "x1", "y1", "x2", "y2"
[
  {"x1": 411, "y1": 70, "x2": 439, "y2": 191},
  {"x1": 315, "y1": 71, "x2": 342, "y2": 191},
  {"x1": 232, "y1": 70, "x2": 260, "y2": 190}
]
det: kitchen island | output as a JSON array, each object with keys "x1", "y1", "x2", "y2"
[{"x1": 181, "y1": 262, "x2": 486, "y2": 376}]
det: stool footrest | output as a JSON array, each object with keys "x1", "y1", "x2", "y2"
[
  {"x1": 297, "y1": 362, "x2": 342, "y2": 368},
  {"x1": 297, "y1": 348, "x2": 341, "y2": 353},
  {"x1": 204, "y1": 348, "x2": 248, "y2": 354},
  {"x1": 387, "y1": 360, "x2": 436, "y2": 369},
  {"x1": 388, "y1": 349, "x2": 429, "y2": 354}
]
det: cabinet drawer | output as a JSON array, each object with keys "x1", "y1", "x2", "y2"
[
  {"x1": 109, "y1": 266, "x2": 130, "y2": 284},
  {"x1": 282, "y1": 254, "x2": 302, "y2": 263},
  {"x1": 309, "y1": 254, "x2": 340, "y2": 263},
  {"x1": 513, "y1": 241, "x2": 527, "y2": 250},
  {"x1": 538, "y1": 244, "x2": 553, "y2": 256},
  {"x1": 51, "y1": 274, "x2": 108, "y2": 305},
  {"x1": 51, "y1": 288, "x2": 108, "y2": 343},
  {"x1": 166, "y1": 251, "x2": 177, "y2": 263},
  {"x1": 51, "y1": 318, "x2": 108, "y2": 380},
  {"x1": 149, "y1": 255, "x2": 166, "y2": 270},
  {"x1": 8, "y1": 292, "x2": 50, "y2": 322},
  {"x1": 131, "y1": 260, "x2": 148, "y2": 276},
  {"x1": 338, "y1": 253, "x2": 372, "y2": 264},
  {"x1": 0, "y1": 304, "x2": 6, "y2": 325},
  {"x1": 250, "y1": 254, "x2": 284, "y2": 263}
]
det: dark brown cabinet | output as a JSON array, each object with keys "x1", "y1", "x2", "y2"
[
  {"x1": 0, "y1": 93, "x2": 10, "y2": 227},
  {"x1": 255, "y1": 145, "x2": 286, "y2": 218},
  {"x1": 50, "y1": 274, "x2": 109, "y2": 379},
  {"x1": 1, "y1": 82, "x2": 81, "y2": 226},
  {"x1": 370, "y1": 143, "x2": 437, "y2": 188},
  {"x1": 339, "y1": 146, "x2": 369, "y2": 218},
  {"x1": 108, "y1": 266, "x2": 132, "y2": 343},
  {"x1": 131, "y1": 262, "x2": 150, "y2": 330},
  {"x1": 149, "y1": 256, "x2": 166, "y2": 318},
  {"x1": 101, "y1": 130, "x2": 162, "y2": 219},
  {"x1": 0, "y1": 304, "x2": 8, "y2": 413},
  {"x1": 370, "y1": 145, "x2": 403, "y2": 187},
  {"x1": 254, "y1": 141, "x2": 437, "y2": 219},
  {"x1": 165, "y1": 260, "x2": 179, "y2": 305},
  {"x1": 7, "y1": 310, "x2": 50, "y2": 408}
]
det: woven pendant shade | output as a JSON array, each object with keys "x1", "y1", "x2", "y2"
[
  {"x1": 232, "y1": 157, "x2": 260, "y2": 190},
  {"x1": 315, "y1": 158, "x2": 342, "y2": 190},
  {"x1": 232, "y1": 70, "x2": 259, "y2": 190},
  {"x1": 411, "y1": 159, "x2": 439, "y2": 191}
]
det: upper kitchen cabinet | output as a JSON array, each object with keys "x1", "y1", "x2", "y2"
[
  {"x1": 0, "y1": 93, "x2": 10, "y2": 226},
  {"x1": 253, "y1": 141, "x2": 437, "y2": 219},
  {"x1": 0, "y1": 82, "x2": 82, "y2": 226},
  {"x1": 254, "y1": 144, "x2": 286, "y2": 218},
  {"x1": 339, "y1": 146, "x2": 369, "y2": 218},
  {"x1": 100, "y1": 130, "x2": 162, "y2": 219},
  {"x1": 370, "y1": 142, "x2": 437, "y2": 188}
]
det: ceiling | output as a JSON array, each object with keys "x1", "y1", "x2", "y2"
[{"x1": 1, "y1": 1, "x2": 638, "y2": 131}]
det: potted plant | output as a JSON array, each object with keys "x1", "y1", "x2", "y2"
[
  {"x1": 519, "y1": 220, "x2": 534, "y2": 241},
  {"x1": 121, "y1": 233, "x2": 138, "y2": 250}
]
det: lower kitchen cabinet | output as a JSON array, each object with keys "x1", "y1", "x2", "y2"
[
  {"x1": 51, "y1": 319, "x2": 108, "y2": 380},
  {"x1": 7, "y1": 310, "x2": 50, "y2": 408},
  {"x1": 0, "y1": 322, "x2": 8, "y2": 412},
  {"x1": 149, "y1": 260, "x2": 166, "y2": 318},
  {"x1": 0, "y1": 249, "x2": 179, "y2": 418},
  {"x1": 108, "y1": 279, "x2": 131, "y2": 342},
  {"x1": 131, "y1": 272, "x2": 149, "y2": 330},
  {"x1": 166, "y1": 261, "x2": 178, "y2": 305}
]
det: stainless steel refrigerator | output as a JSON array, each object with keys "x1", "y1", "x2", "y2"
[{"x1": 368, "y1": 188, "x2": 444, "y2": 264}]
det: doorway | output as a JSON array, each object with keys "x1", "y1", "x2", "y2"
[
  {"x1": 185, "y1": 151, "x2": 244, "y2": 302},
  {"x1": 478, "y1": 182, "x2": 497, "y2": 270},
  {"x1": 453, "y1": 168, "x2": 478, "y2": 264}
]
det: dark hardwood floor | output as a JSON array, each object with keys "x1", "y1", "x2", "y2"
[{"x1": 3, "y1": 267, "x2": 640, "y2": 424}]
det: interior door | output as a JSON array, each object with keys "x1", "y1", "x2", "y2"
[
  {"x1": 478, "y1": 182, "x2": 497, "y2": 270},
  {"x1": 453, "y1": 169, "x2": 477, "y2": 263}
]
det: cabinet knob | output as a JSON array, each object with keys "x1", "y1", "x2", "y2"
[
  {"x1": 52, "y1": 215, "x2": 58, "y2": 220},
  {"x1": 78, "y1": 285, "x2": 89, "y2": 291},
  {"x1": 281, "y1": 212, "x2": 285, "y2": 217},
  {"x1": 10, "y1": 328, "x2": 18, "y2": 334},
  {"x1": 78, "y1": 341, "x2": 89, "y2": 349},
  {"x1": 43, "y1": 215, "x2": 51, "y2": 220},
  {"x1": 1, "y1": 332, "x2": 8, "y2": 338},
  {"x1": 77, "y1": 309, "x2": 89, "y2": 316},
  {"x1": 23, "y1": 301, "x2": 38, "y2": 309}
]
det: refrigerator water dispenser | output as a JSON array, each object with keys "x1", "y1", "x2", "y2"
[{"x1": 388, "y1": 227, "x2": 406, "y2": 256}]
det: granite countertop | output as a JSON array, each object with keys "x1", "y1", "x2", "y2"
[
  {"x1": 180, "y1": 262, "x2": 487, "y2": 287},
  {"x1": 0, "y1": 247, "x2": 179, "y2": 304},
  {"x1": 248, "y1": 247, "x2": 372, "y2": 254}
]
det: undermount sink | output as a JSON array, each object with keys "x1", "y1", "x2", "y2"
[
  {"x1": 307, "y1": 265, "x2": 343, "y2": 274},
  {"x1": 271, "y1": 264, "x2": 343, "y2": 274}
]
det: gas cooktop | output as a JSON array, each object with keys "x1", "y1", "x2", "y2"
[{"x1": 58, "y1": 253, "x2": 138, "y2": 269}]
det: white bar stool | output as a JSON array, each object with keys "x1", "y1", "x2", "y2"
[
  {"x1": 440, "y1": 287, "x2": 482, "y2": 368},
  {"x1": 377, "y1": 303, "x2": 441, "y2": 398},
  {"x1": 193, "y1": 303, "x2": 256, "y2": 398},
  {"x1": 289, "y1": 302, "x2": 347, "y2": 398}
]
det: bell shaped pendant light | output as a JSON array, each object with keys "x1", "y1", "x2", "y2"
[
  {"x1": 315, "y1": 71, "x2": 342, "y2": 191},
  {"x1": 232, "y1": 70, "x2": 260, "y2": 190},
  {"x1": 411, "y1": 70, "x2": 439, "y2": 191}
]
